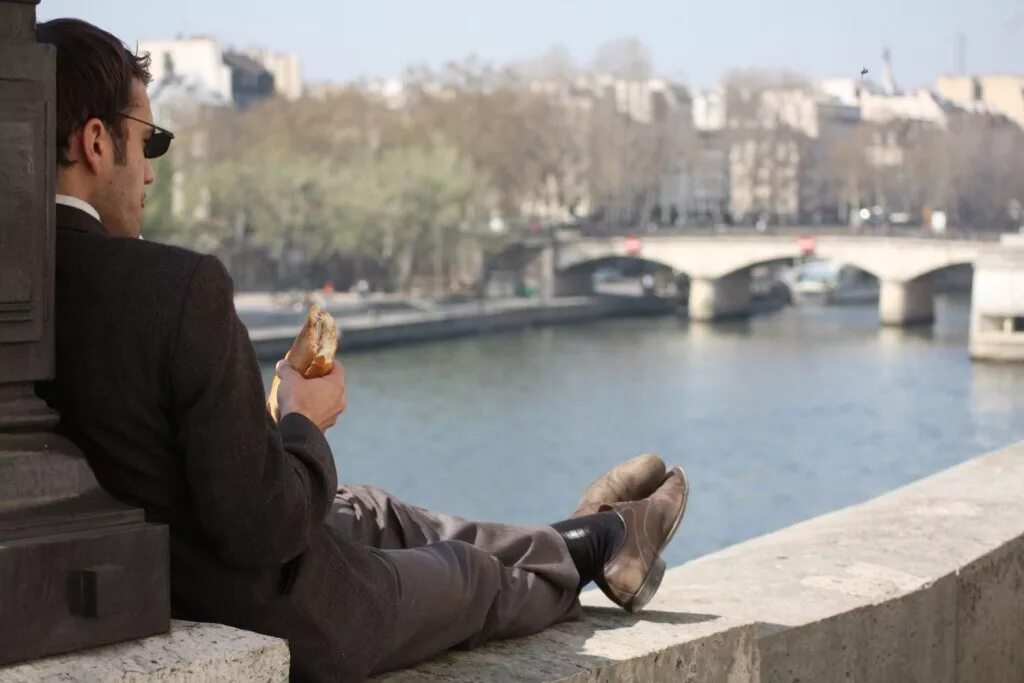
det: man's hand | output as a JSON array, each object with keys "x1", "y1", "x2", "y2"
[{"x1": 274, "y1": 360, "x2": 347, "y2": 432}]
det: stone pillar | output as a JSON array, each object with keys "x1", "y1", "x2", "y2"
[
  {"x1": 688, "y1": 271, "x2": 752, "y2": 322},
  {"x1": 969, "y1": 245, "x2": 1024, "y2": 361},
  {"x1": 538, "y1": 244, "x2": 555, "y2": 301},
  {"x1": 553, "y1": 269, "x2": 595, "y2": 297},
  {"x1": 0, "y1": 2, "x2": 169, "y2": 666},
  {"x1": 879, "y1": 278, "x2": 934, "y2": 326}
]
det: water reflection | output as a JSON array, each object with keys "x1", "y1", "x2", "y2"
[
  {"x1": 969, "y1": 363, "x2": 1024, "y2": 453},
  {"x1": 683, "y1": 318, "x2": 754, "y2": 344}
]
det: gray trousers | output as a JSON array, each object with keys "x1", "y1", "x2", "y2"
[{"x1": 325, "y1": 485, "x2": 582, "y2": 673}]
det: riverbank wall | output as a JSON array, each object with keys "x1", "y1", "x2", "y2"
[{"x1": 246, "y1": 295, "x2": 672, "y2": 360}]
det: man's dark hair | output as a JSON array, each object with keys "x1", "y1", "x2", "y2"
[{"x1": 36, "y1": 18, "x2": 152, "y2": 166}]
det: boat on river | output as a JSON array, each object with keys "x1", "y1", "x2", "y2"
[{"x1": 782, "y1": 259, "x2": 879, "y2": 305}]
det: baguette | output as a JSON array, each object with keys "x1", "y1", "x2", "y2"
[{"x1": 267, "y1": 304, "x2": 339, "y2": 420}]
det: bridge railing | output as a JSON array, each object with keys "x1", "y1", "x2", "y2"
[{"x1": 557, "y1": 224, "x2": 1003, "y2": 242}]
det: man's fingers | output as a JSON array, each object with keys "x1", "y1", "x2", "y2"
[{"x1": 276, "y1": 360, "x2": 298, "y2": 379}]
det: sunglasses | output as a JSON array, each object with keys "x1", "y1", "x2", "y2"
[{"x1": 118, "y1": 113, "x2": 175, "y2": 159}]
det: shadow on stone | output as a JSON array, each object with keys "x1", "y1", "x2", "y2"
[
  {"x1": 577, "y1": 605, "x2": 721, "y2": 626},
  {"x1": 374, "y1": 608, "x2": 736, "y2": 681}
]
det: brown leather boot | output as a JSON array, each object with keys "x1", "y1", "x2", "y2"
[
  {"x1": 571, "y1": 453, "x2": 667, "y2": 518},
  {"x1": 595, "y1": 466, "x2": 688, "y2": 613}
]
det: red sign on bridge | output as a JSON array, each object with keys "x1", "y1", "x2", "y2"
[
  {"x1": 624, "y1": 235, "x2": 642, "y2": 255},
  {"x1": 796, "y1": 235, "x2": 816, "y2": 255}
]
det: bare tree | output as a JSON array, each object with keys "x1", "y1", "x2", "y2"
[
  {"x1": 826, "y1": 123, "x2": 874, "y2": 223},
  {"x1": 401, "y1": 58, "x2": 586, "y2": 225},
  {"x1": 584, "y1": 90, "x2": 694, "y2": 228},
  {"x1": 945, "y1": 111, "x2": 1024, "y2": 229},
  {"x1": 590, "y1": 37, "x2": 653, "y2": 79},
  {"x1": 514, "y1": 45, "x2": 576, "y2": 82}
]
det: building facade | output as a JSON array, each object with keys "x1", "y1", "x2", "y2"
[
  {"x1": 139, "y1": 37, "x2": 301, "y2": 109},
  {"x1": 245, "y1": 48, "x2": 303, "y2": 100},
  {"x1": 937, "y1": 74, "x2": 1024, "y2": 129}
]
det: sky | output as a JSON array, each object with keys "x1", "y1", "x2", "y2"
[{"x1": 38, "y1": 0, "x2": 1024, "y2": 90}]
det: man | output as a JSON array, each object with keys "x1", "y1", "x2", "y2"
[{"x1": 34, "y1": 19, "x2": 688, "y2": 683}]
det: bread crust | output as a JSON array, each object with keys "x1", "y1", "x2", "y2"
[{"x1": 267, "y1": 304, "x2": 339, "y2": 420}]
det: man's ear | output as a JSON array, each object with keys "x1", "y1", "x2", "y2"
[{"x1": 78, "y1": 118, "x2": 109, "y2": 175}]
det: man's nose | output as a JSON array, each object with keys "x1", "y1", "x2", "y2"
[{"x1": 144, "y1": 159, "x2": 155, "y2": 185}]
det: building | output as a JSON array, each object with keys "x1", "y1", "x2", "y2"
[
  {"x1": 819, "y1": 77, "x2": 885, "y2": 106},
  {"x1": 222, "y1": 51, "x2": 275, "y2": 110},
  {"x1": 139, "y1": 37, "x2": 292, "y2": 109},
  {"x1": 656, "y1": 131, "x2": 730, "y2": 225},
  {"x1": 147, "y1": 62, "x2": 224, "y2": 221},
  {"x1": 723, "y1": 86, "x2": 862, "y2": 225},
  {"x1": 859, "y1": 88, "x2": 953, "y2": 127},
  {"x1": 519, "y1": 75, "x2": 698, "y2": 226},
  {"x1": 591, "y1": 76, "x2": 695, "y2": 227},
  {"x1": 139, "y1": 38, "x2": 279, "y2": 227},
  {"x1": 140, "y1": 38, "x2": 233, "y2": 105},
  {"x1": 528, "y1": 78, "x2": 733, "y2": 227},
  {"x1": 140, "y1": 38, "x2": 284, "y2": 226},
  {"x1": 580, "y1": 75, "x2": 691, "y2": 126},
  {"x1": 147, "y1": 52, "x2": 227, "y2": 127},
  {"x1": 692, "y1": 89, "x2": 726, "y2": 132},
  {"x1": 817, "y1": 72, "x2": 954, "y2": 175},
  {"x1": 244, "y1": 48, "x2": 302, "y2": 100},
  {"x1": 937, "y1": 74, "x2": 1024, "y2": 129},
  {"x1": 811, "y1": 64, "x2": 1022, "y2": 229}
]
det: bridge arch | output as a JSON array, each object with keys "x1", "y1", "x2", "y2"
[
  {"x1": 557, "y1": 254, "x2": 680, "y2": 276},
  {"x1": 712, "y1": 256, "x2": 802, "y2": 282},
  {"x1": 553, "y1": 255, "x2": 680, "y2": 297},
  {"x1": 899, "y1": 260, "x2": 975, "y2": 284},
  {"x1": 812, "y1": 238, "x2": 979, "y2": 283}
]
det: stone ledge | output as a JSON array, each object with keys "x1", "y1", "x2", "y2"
[
  {"x1": 0, "y1": 620, "x2": 288, "y2": 682},
  {"x1": 383, "y1": 440, "x2": 1024, "y2": 681},
  {"x1": 5, "y1": 443, "x2": 1022, "y2": 682},
  {"x1": 375, "y1": 611, "x2": 757, "y2": 682}
]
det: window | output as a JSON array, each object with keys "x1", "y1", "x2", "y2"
[{"x1": 980, "y1": 315, "x2": 1003, "y2": 333}]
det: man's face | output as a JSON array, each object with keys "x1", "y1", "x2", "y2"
[{"x1": 97, "y1": 79, "x2": 156, "y2": 238}]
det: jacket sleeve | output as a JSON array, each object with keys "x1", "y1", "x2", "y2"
[{"x1": 170, "y1": 254, "x2": 338, "y2": 567}]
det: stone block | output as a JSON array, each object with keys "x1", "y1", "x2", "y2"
[
  {"x1": 375, "y1": 608, "x2": 757, "y2": 682},
  {"x1": 956, "y1": 536, "x2": 1024, "y2": 683},
  {"x1": 759, "y1": 572, "x2": 957, "y2": 683},
  {"x1": 0, "y1": 620, "x2": 289, "y2": 682}
]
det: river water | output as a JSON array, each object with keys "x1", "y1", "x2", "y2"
[{"x1": 261, "y1": 295, "x2": 1024, "y2": 568}]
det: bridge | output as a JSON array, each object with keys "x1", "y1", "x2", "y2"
[{"x1": 545, "y1": 234, "x2": 983, "y2": 325}]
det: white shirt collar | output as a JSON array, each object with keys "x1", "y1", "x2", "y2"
[{"x1": 55, "y1": 194, "x2": 101, "y2": 223}]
